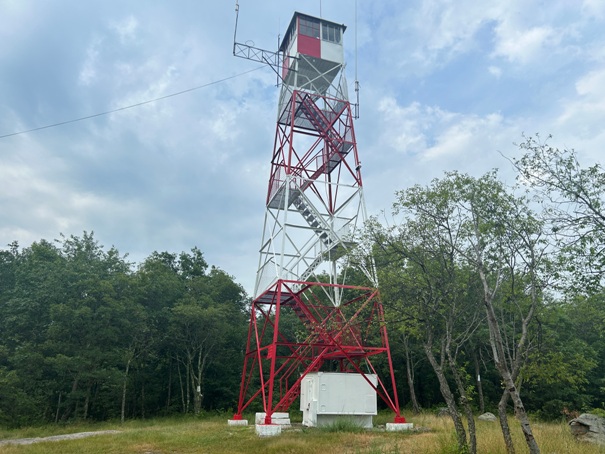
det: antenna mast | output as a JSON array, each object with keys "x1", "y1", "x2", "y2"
[
  {"x1": 354, "y1": 0, "x2": 360, "y2": 118},
  {"x1": 232, "y1": 0, "x2": 281, "y2": 84}
]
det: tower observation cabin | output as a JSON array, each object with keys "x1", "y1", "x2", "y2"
[{"x1": 279, "y1": 12, "x2": 346, "y2": 95}]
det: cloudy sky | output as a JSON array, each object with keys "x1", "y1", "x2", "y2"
[{"x1": 2, "y1": 0, "x2": 604, "y2": 294}]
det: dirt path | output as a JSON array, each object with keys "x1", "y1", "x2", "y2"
[{"x1": 0, "y1": 430, "x2": 121, "y2": 446}]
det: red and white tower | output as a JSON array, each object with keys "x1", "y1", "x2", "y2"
[{"x1": 231, "y1": 9, "x2": 407, "y2": 428}]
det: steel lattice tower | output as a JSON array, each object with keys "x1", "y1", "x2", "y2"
[{"x1": 231, "y1": 10, "x2": 406, "y2": 426}]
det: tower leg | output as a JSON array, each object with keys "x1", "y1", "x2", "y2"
[{"x1": 230, "y1": 281, "x2": 409, "y2": 427}]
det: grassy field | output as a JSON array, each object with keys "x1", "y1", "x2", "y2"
[{"x1": 0, "y1": 412, "x2": 602, "y2": 454}]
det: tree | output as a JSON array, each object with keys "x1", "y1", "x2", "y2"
[
  {"x1": 401, "y1": 333, "x2": 422, "y2": 414},
  {"x1": 448, "y1": 171, "x2": 546, "y2": 454},
  {"x1": 521, "y1": 298, "x2": 597, "y2": 419},
  {"x1": 365, "y1": 171, "x2": 547, "y2": 454},
  {"x1": 44, "y1": 233, "x2": 135, "y2": 421},
  {"x1": 0, "y1": 236, "x2": 250, "y2": 424},
  {"x1": 542, "y1": 292, "x2": 605, "y2": 414},
  {"x1": 513, "y1": 135, "x2": 605, "y2": 293},
  {"x1": 365, "y1": 196, "x2": 482, "y2": 453},
  {"x1": 133, "y1": 250, "x2": 187, "y2": 417},
  {"x1": 0, "y1": 239, "x2": 66, "y2": 423},
  {"x1": 136, "y1": 249, "x2": 246, "y2": 415}
]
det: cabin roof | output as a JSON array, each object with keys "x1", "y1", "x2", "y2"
[{"x1": 279, "y1": 11, "x2": 346, "y2": 52}]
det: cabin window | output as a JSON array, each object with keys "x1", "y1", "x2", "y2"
[
  {"x1": 299, "y1": 17, "x2": 320, "y2": 39},
  {"x1": 321, "y1": 22, "x2": 341, "y2": 44}
]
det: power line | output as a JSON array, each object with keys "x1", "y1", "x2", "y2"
[{"x1": 0, "y1": 66, "x2": 264, "y2": 140}]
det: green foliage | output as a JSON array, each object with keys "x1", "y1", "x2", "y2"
[
  {"x1": 535, "y1": 400, "x2": 572, "y2": 421},
  {"x1": 513, "y1": 134, "x2": 605, "y2": 293},
  {"x1": 436, "y1": 434, "x2": 471, "y2": 454},
  {"x1": 588, "y1": 408, "x2": 605, "y2": 418},
  {"x1": 0, "y1": 233, "x2": 248, "y2": 425},
  {"x1": 0, "y1": 367, "x2": 40, "y2": 427}
]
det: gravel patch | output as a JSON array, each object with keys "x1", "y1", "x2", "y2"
[{"x1": 0, "y1": 430, "x2": 121, "y2": 446}]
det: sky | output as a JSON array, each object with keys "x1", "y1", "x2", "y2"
[{"x1": 1, "y1": 0, "x2": 604, "y2": 295}]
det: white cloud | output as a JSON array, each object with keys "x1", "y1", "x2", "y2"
[
  {"x1": 582, "y1": 0, "x2": 605, "y2": 19},
  {"x1": 363, "y1": 0, "x2": 601, "y2": 82},
  {"x1": 555, "y1": 68, "x2": 605, "y2": 159},
  {"x1": 383, "y1": 0, "x2": 500, "y2": 73},
  {"x1": 79, "y1": 37, "x2": 103, "y2": 86},
  {"x1": 488, "y1": 65, "x2": 502, "y2": 78},
  {"x1": 423, "y1": 113, "x2": 507, "y2": 161},
  {"x1": 110, "y1": 15, "x2": 139, "y2": 44},
  {"x1": 575, "y1": 69, "x2": 605, "y2": 97},
  {"x1": 374, "y1": 97, "x2": 511, "y2": 165},
  {"x1": 557, "y1": 68, "x2": 605, "y2": 128},
  {"x1": 493, "y1": 24, "x2": 558, "y2": 64},
  {"x1": 376, "y1": 99, "x2": 431, "y2": 154},
  {"x1": 362, "y1": 115, "x2": 515, "y2": 221},
  {"x1": 0, "y1": 2, "x2": 37, "y2": 58},
  {"x1": 369, "y1": 94, "x2": 519, "y2": 193}
]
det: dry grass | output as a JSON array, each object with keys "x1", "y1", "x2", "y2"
[{"x1": 0, "y1": 412, "x2": 603, "y2": 454}]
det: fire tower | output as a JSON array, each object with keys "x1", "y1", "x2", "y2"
[{"x1": 230, "y1": 7, "x2": 407, "y2": 429}]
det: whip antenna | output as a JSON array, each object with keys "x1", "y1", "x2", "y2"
[
  {"x1": 233, "y1": 1, "x2": 240, "y2": 55},
  {"x1": 354, "y1": 0, "x2": 360, "y2": 118}
]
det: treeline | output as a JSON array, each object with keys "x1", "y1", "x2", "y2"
[
  {"x1": 0, "y1": 235, "x2": 247, "y2": 426},
  {"x1": 1, "y1": 136, "x2": 605, "y2": 448}
]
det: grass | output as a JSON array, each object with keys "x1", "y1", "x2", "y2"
[{"x1": 0, "y1": 412, "x2": 602, "y2": 454}]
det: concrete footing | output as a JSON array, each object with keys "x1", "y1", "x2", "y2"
[
  {"x1": 255, "y1": 412, "x2": 291, "y2": 427},
  {"x1": 227, "y1": 419, "x2": 248, "y2": 426},
  {"x1": 386, "y1": 422, "x2": 414, "y2": 431},
  {"x1": 255, "y1": 424, "x2": 282, "y2": 437}
]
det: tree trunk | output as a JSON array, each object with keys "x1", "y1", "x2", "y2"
[
  {"x1": 193, "y1": 388, "x2": 201, "y2": 414},
  {"x1": 193, "y1": 348, "x2": 206, "y2": 415},
  {"x1": 483, "y1": 293, "x2": 540, "y2": 454},
  {"x1": 67, "y1": 376, "x2": 79, "y2": 421},
  {"x1": 166, "y1": 360, "x2": 172, "y2": 413},
  {"x1": 192, "y1": 351, "x2": 201, "y2": 415},
  {"x1": 448, "y1": 350, "x2": 477, "y2": 454},
  {"x1": 473, "y1": 349, "x2": 485, "y2": 414},
  {"x1": 498, "y1": 390, "x2": 515, "y2": 454},
  {"x1": 506, "y1": 374, "x2": 539, "y2": 453},
  {"x1": 404, "y1": 336, "x2": 421, "y2": 414},
  {"x1": 177, "y1": 358, "x2": 186, "y2": 413},
  {"x1": 474, "y1": 220, "x2": 541, "y2": 454},
  {"x1": 185, "y1": 357, "x2": 191, "y2": 413},
  {"x1": 423, "y1": 343, "x2": 468, "y2": 452},
  {"x1": 141, "y1": 383, "x2": 145, "y2": 419},
  {"x1": 55, "y1": 392, "x2": 62, "y2": 424},
  {"x1": 83, "y1": 383, "x2": 92, "y2": 420},
  {"x1": 121, "y1": 357, "x2": 132, "y2": 424}
]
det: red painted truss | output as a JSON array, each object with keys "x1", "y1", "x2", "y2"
[{"x1": 232, "y1": 279, "x2": 406, "y2": 424}]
